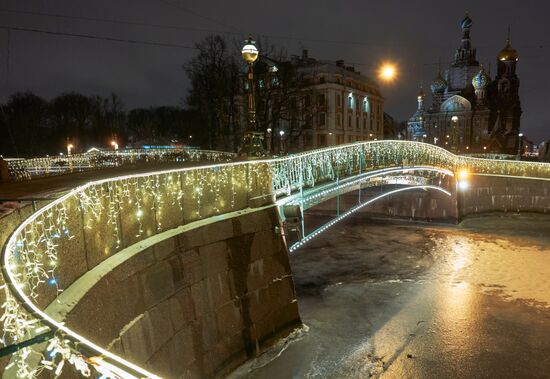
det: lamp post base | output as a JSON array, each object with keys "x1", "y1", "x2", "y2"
[{"x1": 239, "y1": 131, "x2": 266, "y2": 158}]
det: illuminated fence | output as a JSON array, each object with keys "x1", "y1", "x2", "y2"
[
  {"x1": 2, "y1": 140, "x2": 550, "y2": 378},
  {"x1": 5, "y1": 148, "x2": 237, "y2": 181}
]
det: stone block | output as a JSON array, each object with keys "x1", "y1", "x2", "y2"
[
  {"x1": 244, "y1": 286, "x2": 273, "y2": 323},
  {"x1": 235, "y1": 210, "x2": 272, "y2": 234},
  {"x1": 246, "y1": 259, "x2": 267, "y2": 292},
  {"x1": 190, "y1": 280, "x2": 211, "y2": 319},
  {"x1": 170, "y1": 288, "x2": 195, "y2": 330},
  {"x1": 271, "y1": 276, "x2": 297, "y2": 308},
  {"x1": 178, "y1": 248, "x2": 204, "y2": 286},
  {"x1": 120, "y1": 314, "x2": 155, "y2": 363},
  {"x1": 141, "y1": 261, "x2": 175, "y2": 307},
  {"x1": 167, "y1": 255, "x2": 186, "y2": 290},
  {"x1": 250, "y1": 229, "x2": 276, "y2": 261},
  {"x1": 201, "y1": 313, "x2": 219, "y2": 350},
  {"x1": 199, "y1": 241, "x2": 230, "y2": 277},
  {"x1": 153, "y1": 236, "x2": 177, "y2": 261},
  {"x1": 172, "y1": 326, "x2": 196, "y2": 368},
  {"x1": 113, "y1": 247, "x2": 155, "y2": 282},
  {"x1": 179, "y1": 219, "x2": 234, "y2": 249},
  {"x1": 148, "y1": 300, "x2": 174, "y2": 352},
  {"x1": 206, "y1": 272, "x2": 233, "y2": 310},
  {"x1": 216, "y1": 301, "x2": 243, "y2": 337}
]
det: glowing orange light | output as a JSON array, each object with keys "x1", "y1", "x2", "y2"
[
  {"x1": 458, "y1": 169, "x2": 469, "y2": 180},
  {"x1": 378, "y1": 62, "x2": 397, "y2": 82}
]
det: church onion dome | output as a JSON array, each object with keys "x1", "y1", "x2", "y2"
[
  {"x1": 417, "y1": 85, "x2": 425, "y2": 100},
  {"x1": 498, "y1": 39, "x2": 519, "y2": 61},
  {"x1": 461, "y1": 13, "x2": 473, "y2": 29},
  {"x1": 430, "y1": 72, "x2": 447, "y2": 93},
  {"x1": 472, "y1": 66, "x2": 490, "y2": 89}
]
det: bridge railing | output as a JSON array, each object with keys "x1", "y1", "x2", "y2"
[
  {"x1": 270, "y1": 141, "x2": 458, "y2": 196},
  {"x1": 4, "y1": 148, "x2": 237, "y2": 181},
  {"x1": 2, "y1": 140, "x2": 550, "y2": 378}
]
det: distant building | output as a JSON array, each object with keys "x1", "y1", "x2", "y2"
[
  {"x1": 238, "y1": 50, "x2": 384, "y2": 154},
  {"x1": 407, "y1": 13, "x2": 522, "y2": 154}
]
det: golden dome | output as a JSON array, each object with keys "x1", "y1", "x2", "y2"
[{"x1": 498, "y1": 40, "x2": 519, "y2": 61}]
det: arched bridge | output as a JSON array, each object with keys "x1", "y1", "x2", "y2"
[{"x1": 2, "y1": 141, "x2": 550, "y2": 378}]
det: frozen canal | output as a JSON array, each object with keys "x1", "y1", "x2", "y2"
[{"x1": 230, "y1": 214, "x2": 550, "y2": 378}]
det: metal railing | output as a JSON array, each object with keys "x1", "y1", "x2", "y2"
[
  {"x1": 4, "y1": 148, "x2": 237, "y2": 181},
  {"x1": 1, "y1": 140, "x2": 550, "y2": 378}
]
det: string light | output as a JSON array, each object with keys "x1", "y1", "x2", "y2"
[{"x1": 1, "y1": 140, "x2": 550, "y2": 377}]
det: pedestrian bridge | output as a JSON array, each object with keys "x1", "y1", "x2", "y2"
[{"x1": 2, "y1": 141, "x2": 550, "y2": 378}]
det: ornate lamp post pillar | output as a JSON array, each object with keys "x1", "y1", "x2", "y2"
[{"x1": 239, "y1": 36, "x2": 266, "y2": 157}]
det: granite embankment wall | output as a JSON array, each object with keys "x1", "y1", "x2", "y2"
[
  {"x1": 307, "y1": 185, "x2": 458, "y2": 223},
  {"x1": 307, "y1": 175, "x2": 550, "y2": 224},
  {"x1": 458, "y1": 174, "x2": 550, "y2": 217},
  {"x1": 58, "y1": 206, "x2": 300, "y2": 379}
]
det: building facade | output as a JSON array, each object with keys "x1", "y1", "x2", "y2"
[
  {"x1": 238, "y1": 50, "x2": 384, "y2": 154},
  {"x1": 407, "y1": 14, "x2": 522, "y2": 154}
]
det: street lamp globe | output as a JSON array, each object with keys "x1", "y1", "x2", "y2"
[{"x1": 242, "y1": 37, "x2": 259, "y2": 64}]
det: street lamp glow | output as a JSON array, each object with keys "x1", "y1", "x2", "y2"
[
  {"x1": 241, "y1": 38, "x2": 259, "y2": 63},
  {"x1": 67, "y1": 143, "x2": 74, "y2": 156},
  {"x1": 458, "y1": 169, "x2": 469, "y2": 180},
  {"x1": 111, "y1": 141, "x2": 119, "y2": 150},
  {"x1": 451, "y1": 116, "x2": 458, "y2": 122},
  {"x1": 279, "y1": 130, "x2": 285, "y2": 137},
  {"x1": 378, "y1": 63, "x2": 397, "y2": 82}
]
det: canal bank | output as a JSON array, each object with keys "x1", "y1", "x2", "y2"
[{"x1": 230, "y1": 214, "x2": 550, "y2": 378}]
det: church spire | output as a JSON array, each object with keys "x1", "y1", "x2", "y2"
[{"x1": 454, "y1": 11, "x2": 478, "y2": 66}]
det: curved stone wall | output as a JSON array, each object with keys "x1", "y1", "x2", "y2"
[{"x1": 52, "y1": 206, "x2": 300, "y2": 378}]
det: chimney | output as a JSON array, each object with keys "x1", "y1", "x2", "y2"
[
  {"x1": 336, "y1": 59, "x2": 344, "y2": 67},
  {"x1": 302, "y1": 49, "x2": 308, "y2": 60}
]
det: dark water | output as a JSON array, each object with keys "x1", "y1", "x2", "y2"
[{"x1": 230, "y1": 215, "x2": 550, "y2": 379}]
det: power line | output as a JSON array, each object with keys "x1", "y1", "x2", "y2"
[
  {"x1": 0, "y1": 8, "x2": 239, "y2": 36},
  {"x1": 154, "y1": 0, "x2": 243, "y2": 33},
  {"x1": 0, "y1": 25, "x2": 198, "y2": 49}
]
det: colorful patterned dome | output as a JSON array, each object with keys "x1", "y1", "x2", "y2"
[
  {"x1": 430, "y1": 72, "x2": 447, "y2": 93},
  {"x1": 472, "y1": 66, "x2": 490, "y2": 89},
  {"x1": 461, "y1": 13, "x2": 473, "y2": 30}
]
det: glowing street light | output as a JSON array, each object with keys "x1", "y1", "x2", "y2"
[
  {"x1": 111, "y1": 141, "x2": 119, "y2": 150},
  {"x1": 239, "y1": 36, "x2": 265, "y2": 157},
  {"x1": 67, "y1": 143, "x2": 74, "y2": 156},
  {"x1": 457, "y1": 168, "x2": 470, "y2": 191},
  {"x1": 378, "y1": 62, "x2": 397, "y2": 82}
]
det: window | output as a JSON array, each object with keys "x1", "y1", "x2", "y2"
[
  {"x1": 336, "y1": 94, "x2": 341, "y2": 109},
  {"x1": 356, "y1": 117, "x2": 359, "y2": 129},
  {"x1": 318, "y1": 113, "x2": 326, "y2": 127},
  {"x1": 305, "y1": 95, "x2": 311, "y2": 107},
  {"x1": 348, "y1": 94, "x2": 353, "y2": 108},
  {"x1": 319, "y1": 76, "x2": 326, "y2": 84},
  {"x1": 318, "y1": 94, "x2": 325, "y2": 106},
  {"x1": 317, "y1": 134, "x2": 327, "y2": 147},
  {"x1": 337, "y1": 114, "x2": 341, "y2": 127},
  {"x1": 348, "y1": 115, "x2": 352, "y2": 128},
  {"x1": 363, "y1": 98, "x2": 369, "y2": 112},
  {"x1": 363, "y1": 118, "x2": 366, "y2": 129}
]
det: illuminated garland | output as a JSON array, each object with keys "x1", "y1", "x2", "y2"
[
  {"x1": 6, "y1": 148, "x2": 237, "y2": 181},
  {"x1": 1, "y1": 140, "x2": 550, "y2": 378}
]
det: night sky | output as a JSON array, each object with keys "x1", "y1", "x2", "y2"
[{"x1": 1, "y1": 0, "x2": 549, "y2": 141}]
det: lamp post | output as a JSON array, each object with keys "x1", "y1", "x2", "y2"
[
  {"x1": 266, "y1": 128, "x2": 272, "y2": 153},
  {"x1": 517, "y1": 132, "x2": 524, "y2": 159},
  {"x1": 279, "y1": 130, "x2": 285, "y2": 155},
  {"x1": 451, "y1": 115, "x2": 458, "y2": 153},
  {"x1": 67, "y1": 143, "x2": 74, "y2": 156},
  {"x1": 239, "y1": 36, "x2": 265, "y2": 157}
]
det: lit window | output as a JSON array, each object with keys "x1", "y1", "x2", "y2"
[{"x1": 363, "y1": 97, "x2": 369, "y2": 112}]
